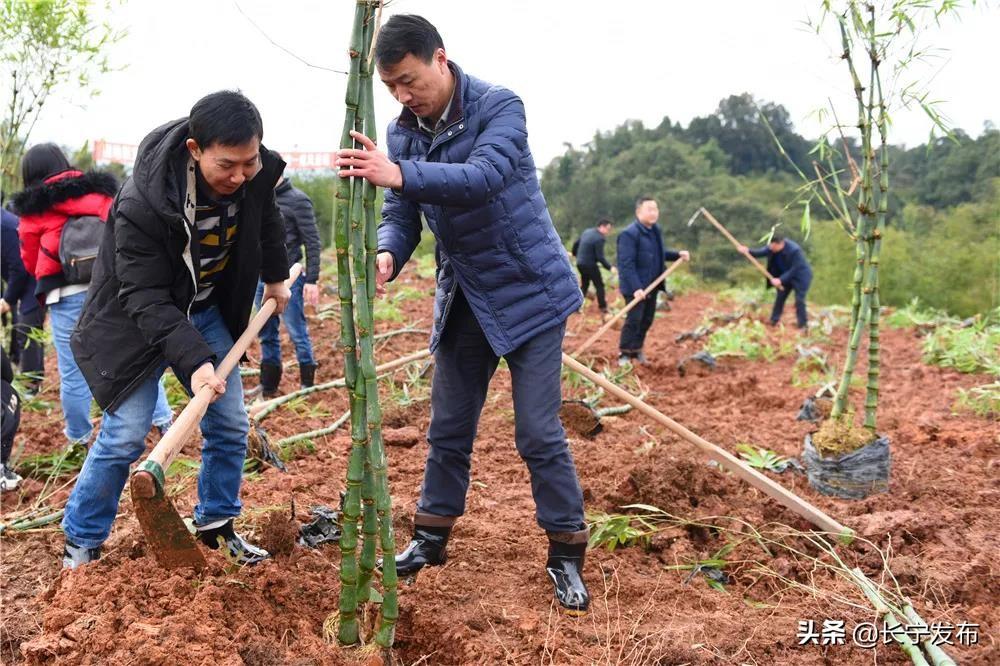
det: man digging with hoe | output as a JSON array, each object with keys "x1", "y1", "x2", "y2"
[{"x1": 62, "y1": 91, "x2": 290, "y2": 568}]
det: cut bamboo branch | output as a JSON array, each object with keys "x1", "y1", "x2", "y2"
[
  {"x1": 248, "y1": 349, "x2": 431, "y2": 420},
  {"x1": 274, "y1": 410, "x2": 351, "y2": 448},
  {"x1": 902, "y1": 603, "x2": 956, "y2": 666},
  {"x1": 574, "y1": 259, "x2": 684, "y2": 355},
  {"x1": 562, "y1": 353, "x2": 854, "y2": 541},
  {"x1": 850, "y1": 569, "x2": 930, "y2": 666}
]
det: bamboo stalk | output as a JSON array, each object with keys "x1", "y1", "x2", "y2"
[
  {"x1": 830, "y1": 14, "x2": 876, "y2": 421},
  {"x1": 901, "y1": 603, "x2": 956, "y2": 666},
  {"x1": 864, "y1": 56, "x2": 889, "y2": 433},
  {"x1": 335, "y1": 0, "x2": 368, "y2": 646},
  {"x1": 361, "y1": 14, "x2": 399, "y2": 642},
  {"x1": 352, "y1": 15, "x2": 379, "y2": 602},
  {"x1": 850, "y1": 569, "x2": 930, "y2": 666}
]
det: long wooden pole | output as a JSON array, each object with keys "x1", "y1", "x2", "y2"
[
  {"x1": 695, "y1": 208, "x2": 783, "y2": 290},
  {"x1": 561, "y1": 353, "x2": 853, "y2": 542},
  {"x1": 574, "y1": 259, "x2": 684, "y2": 355}
]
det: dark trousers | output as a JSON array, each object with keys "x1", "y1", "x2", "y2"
[
  {"x1": 10, "y1": 307, "x2": 45, "y2": 387},
  {"x1": 419, "y1": 289, "x2": 585, "y2": 533},
  {"x1": 619, "y1": 292, "x2": 658, "y2": 354},
  {"x1": 771, "y1": 284, "x2": 809, "y2": 328},
  {"x1": 578, "y1": 264, "x2": 606, "y2": 311}
]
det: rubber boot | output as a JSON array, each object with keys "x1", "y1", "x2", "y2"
[
  {"x1": 394, "y1": 524, "x2": 451, "y2": 576},
  {"x1": 546, "y1": 538, "x2": 590, "y2": 616},
  {"x1": 299, "y1": 363, "x2": 317, "y2": 389},
  {"x1": 260, "y1": 362, "x2": 282, "y2": 399}
]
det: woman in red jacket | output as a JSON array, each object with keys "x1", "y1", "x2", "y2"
[{"x1": 13, "y1": 144, "x2": 173, "y2": 446}]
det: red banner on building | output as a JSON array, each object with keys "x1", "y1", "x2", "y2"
[{"x1": 93, "y1": 140, "x2": 338, "y2": 171}]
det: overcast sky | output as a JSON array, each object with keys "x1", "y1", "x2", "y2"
[{"x1": 28, "y1": 0, "x2": 1000, "y2": 169}]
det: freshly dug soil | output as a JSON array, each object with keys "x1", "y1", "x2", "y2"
[{"x1": 2, "y1": 273, "x2": 997, "y2": 665}]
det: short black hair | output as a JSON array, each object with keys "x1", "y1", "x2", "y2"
[
  {"x1": 635, "y1": 196, "x2": 656, "y2": 209},
  {"x1": 374, "y1": 14, "x2": 444, "y2": 67},
  {"x1": 770, "y1": 233, "x2": 785, "y2": 244},
  {"x1": 188, "y1": 90, "x2": 263, "y2": 150},
  {"x1": 21, "y1": 143, "x2": 72, "y2": 187},
  {"x1": 597, "y1": 218, "x2": 613, "y2": 228}
]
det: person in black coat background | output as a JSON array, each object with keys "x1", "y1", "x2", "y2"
[
  {"x1": 572, "y1": 219, "x2": 614, "y2": 314},
  {"x1": 254, "y1": 173, "x2": 322, "y2": 397},
  {"x1": 740, "y1": 234, "x2": 813, "y2": 329},
  {"x1": 1, "y1": 208, "x2": 44, "y2": 393}
]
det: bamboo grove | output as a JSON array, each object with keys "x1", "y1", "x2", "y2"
[{"x1": 332, "y1": 0, "x2": 398, "y2": 649}]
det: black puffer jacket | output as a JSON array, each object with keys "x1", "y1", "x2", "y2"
[
  {"x1": 71, "y1": 118, "x2": 288, "y2": 412},
  {"x1": 275, "y1": 179, "x2": 321, "y2": 284}
]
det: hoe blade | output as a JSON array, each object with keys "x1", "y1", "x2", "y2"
[{"x1": 130, "y1": 467, "x2": 207, "y2": 570}]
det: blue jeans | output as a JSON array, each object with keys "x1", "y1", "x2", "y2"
[
  {"x1": 62, "y1": 306, "x2": 250, "y2": 549},
  {"x1": 419, "y1": 289, "x2": 585, "y2": 533},
  {"x1": 49, "y1": 291, "x2": 171, "y2": 445},
  {"x1": 254, "y1": 276, "x2": 315, "y2": 366},
  {"x1": 48, "y1": 292, "x2": 95, "y2": 444}
]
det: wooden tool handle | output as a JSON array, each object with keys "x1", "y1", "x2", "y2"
[
  {"x1": 575, "y1": 259, "x2": 684, "y2": 356},
  {"x1": 561, "y1": 353, "x2": 852, "y2": 540},
  {"x1": 699, "y1": 208, "x2": 783, "y2": 290},
  {"x1": 144, "y1": 263, "x2": 303, "y2": 471}
]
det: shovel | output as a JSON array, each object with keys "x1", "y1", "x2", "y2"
[
  {"x1": 130, "y1": 263, "x2": 302, "y2": 570},
  {"x1": 687, "y1": 207, "x2": 783, "y2": 290},
  {"x1": 561, "y1": 353, "x2": 853, "y2": 542},
  {"x1": 575, "y1": 258, "x2": 685, "y2": 356}
]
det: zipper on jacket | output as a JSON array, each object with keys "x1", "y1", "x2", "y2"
[{"x1": 181, "y1": 219, "x2": 197, "y2": 317}]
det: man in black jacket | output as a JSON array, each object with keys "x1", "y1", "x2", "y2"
[
  {"x1": 739, "y1": 234, "x2": 813, "y2": 329},
  {"x1": 254, "y1": 173, "x2": 322, "y2": 398},
  {"x1": 62, "y1": 91, "x2": 290, "y2": 568},
  {"x1": 572, "y1": 219, "x2": 614, "y2": 314}
]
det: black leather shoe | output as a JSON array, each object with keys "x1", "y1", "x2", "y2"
[
  {"x1": 196, "y1": 519, "x2": 270, "y2": 566},
  {"x1": 546, "y1": 540, "x2": 590, "y2": 616},
  {"x1": 299, "y1": 363, "x2": 317, "y2": 389},
  {"x1": 260, "y1": 363, "x2": 282, "y2": 399},
  {"x1": 63, "y1": 539, "x2": 101, "y2": 569},
  {"x1": 394, "y1": 524, "x2": 451, "y2": 576}
]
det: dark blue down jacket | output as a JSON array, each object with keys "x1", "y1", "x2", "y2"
[
  {"x1": 616, "y1": 220, "x2": 681, "y2": 297},
  {"x1": 749, "y1": 239, "x2": 813, "y2": 290},
  {"x1": 377, "y1": 62, "x2": 581, "y2": 356}
]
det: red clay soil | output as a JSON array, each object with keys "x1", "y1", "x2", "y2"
[{"x1": 1, "y1": 270, "x2": 997, "y2": 665}]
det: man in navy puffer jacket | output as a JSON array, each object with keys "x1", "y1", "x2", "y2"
[{"x1": 336, "y1": 14, "x2": 589, "y2": 615}]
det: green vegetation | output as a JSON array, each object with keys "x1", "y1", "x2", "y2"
[
  {"x1": 735, "y1": 444, "x2": 790, "y2": 473},
  {"x1": 954, "y1": 382, "x2": 1000, "y2": 419},
  {"x1": 705, "y1": 320, "x2": 773, "y2": 360},
  {"x1": 922, "y1": 316, "x2": 1000, "y2": 375}
]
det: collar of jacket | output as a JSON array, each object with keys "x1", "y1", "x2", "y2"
[
  {"x1": 11, "y1": 169, "x2": 119, "y2": 217},
  {"x1": 396, "y1": 61, "x2": 467, "y2": 140},
  {"x1": 128, "y1": 117, "x2": 285, "y2": 228}
]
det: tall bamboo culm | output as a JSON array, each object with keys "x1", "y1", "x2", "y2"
[
  {"x1": 333, "y1": 0, "x2": 398, "y2": 649},
  {"x1": 334, "y1": 0, "x2": 367, "y2": 646}
]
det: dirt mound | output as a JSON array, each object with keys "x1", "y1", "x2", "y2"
[
  {"x1": 4, "y1": 280, "x2": 999, "y2": 664},
  {"x1": 21, "y1": 548, "x2": 347, "y2": 665}
]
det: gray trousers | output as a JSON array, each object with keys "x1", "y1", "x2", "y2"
[{"x1": 417, "y1": 289, "x2": 586, "y2": 534}]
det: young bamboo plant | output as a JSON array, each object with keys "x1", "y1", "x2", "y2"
[
  {"x1": 333, "y1": 0, "x2": 398, "y2": 649},
  {"x1": 764, "y1": 0, "x2": 963, "y2": 453}
]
